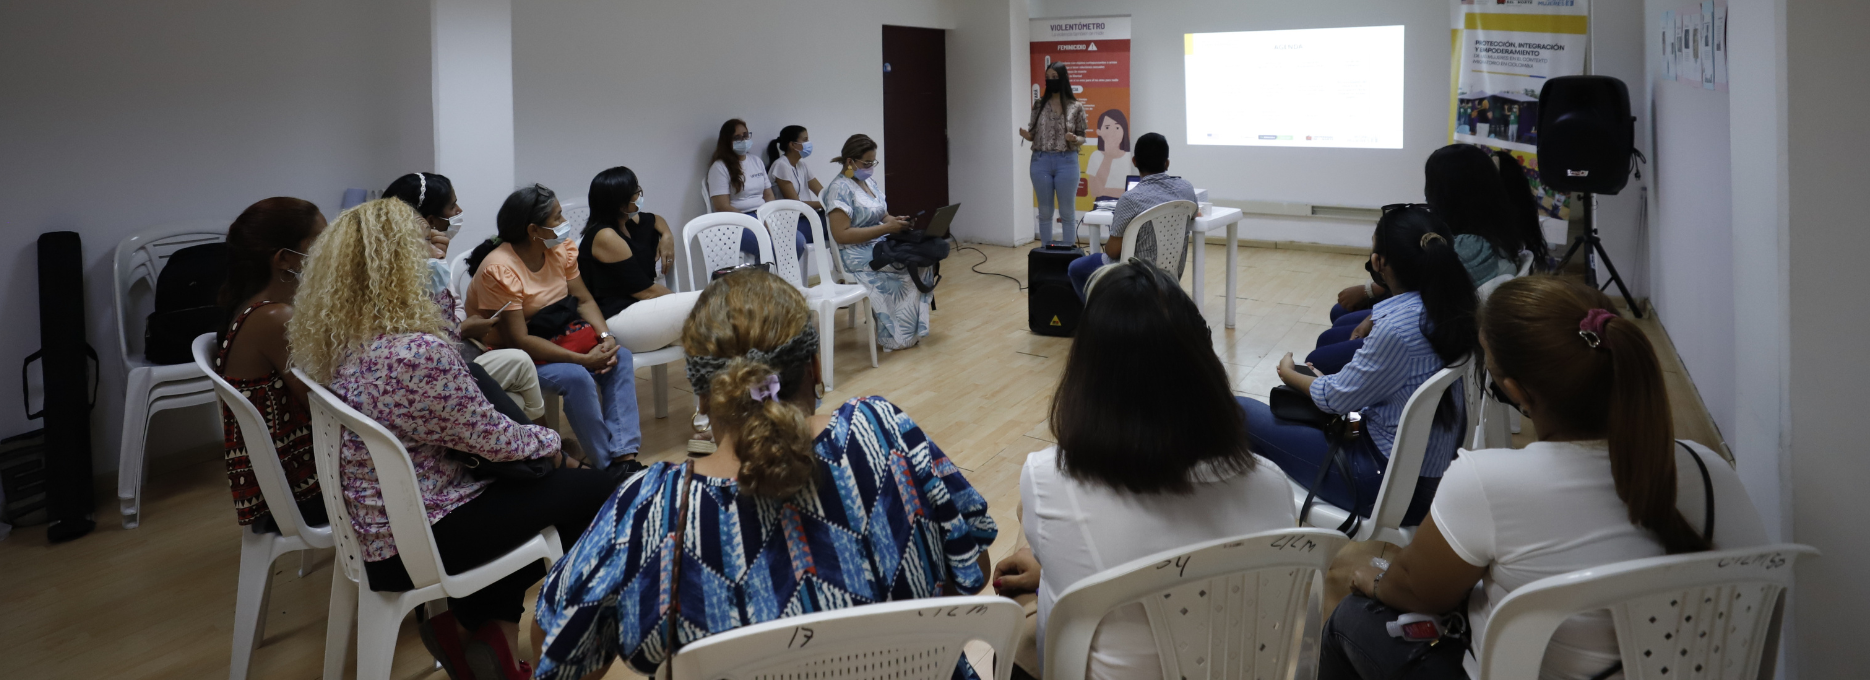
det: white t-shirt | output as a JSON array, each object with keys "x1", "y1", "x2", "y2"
[
  {"x1": 1022, "y1": 447, "x2": 1296, "y2": 680},
  {"x1": 1086, "y1": 149, "x2": 1131, "y2": 198},
  {"x1": 769, "y1": 155, "x2": 819, "y2": 203},
  {"x1": 707, "y1": 156, "x2": 769, "y2": 212},
  {"x1": 1430, "y1": 440, "x2": 1767, "y2": 680}
]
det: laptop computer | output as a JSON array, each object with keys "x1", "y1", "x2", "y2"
[
  {"x1": 919, "y1": 203, "x2": 961, "y2": 239},
  {"x1": 1124, "y1": 175, "x2": 1142, "y2": 193}
]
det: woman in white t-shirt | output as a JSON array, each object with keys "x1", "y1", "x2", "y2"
[
  {"x1": 707, "y1": 118, "x2": 774, "y2": 259},
  {"x1": 991, "y1": 259, "x2": 1296, "y2": 680},
  {"x1": 765, "y1": 124, "x2": 822, "y2": 267},
  {"x1": 1316, "y1": 275, "x2": 1767, "y2": 680}
]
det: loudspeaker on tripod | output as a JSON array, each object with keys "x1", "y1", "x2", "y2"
[{"x1": 1537, "y1": 75, "x2": 1636, "y2": 195}]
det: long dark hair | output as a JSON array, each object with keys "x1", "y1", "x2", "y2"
[
  {"x1": 1482, "y1": 276, "x2": 1707, "y2": 554},
  {"x1": 382, "y1": 172, "x2": 454, "y2": 219},
  {"x1": 1424, "y1": 144, "x2": 1522, "y2": 260},
  {"x1": 1373, "y1": 206, "x2": 1478, "y2": 366},
  {"x1": 466, "y1": 183, "x2": 557, "y2": 273},
  {"x1": 1493, "y1": 150, "x2": 1551, "y2": 267},
  {"x1": 1095, "y1": 109, "x2": 1129, "y2": 152},
  {"x1": 1040, "y1": 62, "x2": 1076, "y2": 104},
  {"x1": 1049, "y1": 259, "x2": 1253, "y2": 495},
  {"x1": 710, "y1": 118, "x2": 749, "y2": 195},
  {"x1": 219, "y1": 197, "x2": 323, "y2": 329},
  {"x1": 584, "y1": 167, "x2": 640, "y2": 240},
  {"x1": 766, "y1": 125, "x2": 807, "y2": 168}
]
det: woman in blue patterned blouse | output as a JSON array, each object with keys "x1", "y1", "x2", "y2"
[{"x1": 533, "y1": 268, "x2": 997, "y2": 679}]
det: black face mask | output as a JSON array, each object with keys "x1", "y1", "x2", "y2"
[
  {"x1": 1365, "y1": 258, "x2": 1384, "y2": 287},
  {"x1": 1488, "y1": 379, "x2": 1522, "y2": 410}
]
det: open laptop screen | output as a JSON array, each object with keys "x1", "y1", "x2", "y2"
[{"x1": 1124, "y1": 175, "x2": 1142, "y2": 193}]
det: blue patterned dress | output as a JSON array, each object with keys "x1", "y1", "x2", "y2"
[
  {"x1": 822, "y1": 175, "x2": 933, "y2": 349},
  {"x1": 534, "y1": 396, "x2": 998, "y2": 678}
]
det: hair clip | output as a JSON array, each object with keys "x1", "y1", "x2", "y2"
[
  {"x1": 416, "y1": 173, "x2": 426, "y2": 205},
  {"x1": 749, "y1": 374, "x2": 782, "y2": 402},
  {"x1": 1419, "y1": 232, "x2": 1446, "y2": 249},
  {"x1": 1578, "y1": 308, "x2": 1617, "y2": 349}
]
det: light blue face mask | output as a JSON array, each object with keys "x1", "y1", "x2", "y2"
[
  {"x1": 541, "y1": 222, "x2": 574, "y2": 248},
  {"x1": 732, "y1": 139, "x2": 753, "y2": 155},
  {"x1": 797, "y1": 141, "x2": 813, "y2": 158},
  {"x1": 424, "y1": 258, "x2": 451, "y2": 296},
  {"x1": 853, "y1": 167, "x2": 874, "y2": 182}
]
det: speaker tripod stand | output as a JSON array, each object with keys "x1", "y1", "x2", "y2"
[{"x1": 1554, "y1": 193, "x2": 1644, "y2": 319}]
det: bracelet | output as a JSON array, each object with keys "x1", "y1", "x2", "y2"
[
  {"x1": 1370, "y1": 570, "x2": 1386, "y2": 601},
  {"x1": 1363, "y1": 282, "x2": 1374, "y2": 298}
]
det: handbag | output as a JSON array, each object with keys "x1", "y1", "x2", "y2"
[
  {"x1": 661, "y1": 463, "x2": 695, "y2": 679},
  {"x1": 1270, "y1": 384, "x2": 1366, "y2": 537},
  {"x1": 448, "y1": 451, "x2": 553, "y2": 481},
  {"x1": 526, "y1": 296, "x2": 601, "y2": 356}
]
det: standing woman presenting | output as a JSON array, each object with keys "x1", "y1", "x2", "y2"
[{"x1": 1020, "y1": 63, "x2": 1088, "y2": 247}]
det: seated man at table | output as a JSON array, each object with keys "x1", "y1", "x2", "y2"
[{"x1": 1067, "y1": 132, "x2": 1198, "y2": 299}]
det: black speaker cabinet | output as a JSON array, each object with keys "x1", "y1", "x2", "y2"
[{"x1": 1537, "y1": 75, "x2": 1636, "y2": 195}]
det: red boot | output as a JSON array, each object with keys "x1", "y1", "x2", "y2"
[
  {"x1": 464, "y1": 622, "x2": 534, "y2": 680},
  {"x1": 416, "y1": 609, "x2": 476, "y2": 680}
]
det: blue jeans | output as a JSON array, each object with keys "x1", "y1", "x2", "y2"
[
  {"x1": 1307, "y1": 309, "x2": 1371, "y2": 374},
  {"x1": 1236, "y1": 396, "x2": 1438, "y2": 526},
  {"x1": 737, "y1": 210, "x2": 810, "y2": 262},
  {"x1": 536, "y1": 359, "x2": 640, "y2": 469},
  {"x1": 1067, "y1": 252, "x2": 1109, "y2": 300},
  {"x1": 1031, "y1": 151, "x2": 1079, "y2": 245}
]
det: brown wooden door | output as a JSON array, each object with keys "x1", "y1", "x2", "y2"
[{"x1": 881, "y1": 25, "x2": 948, "y2": 221}]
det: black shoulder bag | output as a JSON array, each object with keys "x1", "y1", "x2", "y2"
[{"x1": 1271, "y1": 383, "x2": 1365, "y2": 538}]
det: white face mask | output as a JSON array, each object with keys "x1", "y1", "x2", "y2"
[
  {"x1": 732, "y1": 139, "x2": 753, "y2": 155},
  {"x1": 541, "y1": 222, "x2": 573, "y2": 248},
  {"x1": 445, "y1": 213, "x2": 465, "y2": 238}
]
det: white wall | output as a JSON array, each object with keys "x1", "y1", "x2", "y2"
[
  {"x1": 0, "y1": 1, "x2": 433, "y2": 474},
  {"x1": 1785, "y1": 0, "x2": 1870, "y2": 674},
  {"x1": 949, "y1": 0, "x2": 1034, "y2": 246},
  {"x1": 510, "y1": 0, "x2": 978, "y2": 245},
  {"x1": 434, "y1": 0, "x2": 517, "y2": 255}
]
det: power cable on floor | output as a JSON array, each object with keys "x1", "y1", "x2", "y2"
[{"x1": 957, "y1": 245, "x2": 1025, "y2": 292}]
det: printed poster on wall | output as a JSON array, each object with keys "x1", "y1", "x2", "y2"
[
  {"x1": 1449, "y1": 0, "x2": 1589, "y2": 223},
  {"x1": 1659, "y1": 1, "x2": 1728, "y2": 90},
  {"x1": 1030, "y1": 16, "x2": 1131, "y2": 215}
]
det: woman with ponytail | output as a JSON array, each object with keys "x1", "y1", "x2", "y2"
[
  {"x1": 534, "y1": 269, "x2": 997, "y2": 679},
  {"x1": 1242, "y1": 205, "x2": 1476, "y2": 527},
  {"x1": 1313, "y1": 276, "x2": 1766, "y2": 680},
  {"x1": 765, "y1": 124, "x2": 822, "y2": 263}
]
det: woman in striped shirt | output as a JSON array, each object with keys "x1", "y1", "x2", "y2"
[{"x1": 1237, "y1": 205, "x2": 1478, "y2": 526}]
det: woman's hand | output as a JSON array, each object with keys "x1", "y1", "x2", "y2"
[
  {"x1": 427, "y1": 230, "x2": 451, "y2": 259},
  {"x1": 1276, "y1": 352, "x2": 1317, "y2": 392},
  {"x1": 1066, "y1": 132, "x2": 1082, "y2": 145},
  {"x1": 1350, "y1": 316, "x2": 1376, "y2": 341},
  {"x1": 657, "y1": 233, "x2": 675, "y2": 273},
  {"x1": 578, "y1": 343, "x2": 619, "y2": 373},
  {"x1": 1018, "y1": 127, "x2": 1032, "y2": 142},
  {"x1": 882, "y1": 215, "x2": 911, "y2": 233},
  {"x1": 991, "y1": 547, "x2": 1042, "y2": 597},
  {"x1": 1336, "y1": 284, "x2": 1370, "y2": 312}
]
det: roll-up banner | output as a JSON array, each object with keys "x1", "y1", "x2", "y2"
[{"x1": 1030, "y1": 16, "x2": 1131, "y2": 219}]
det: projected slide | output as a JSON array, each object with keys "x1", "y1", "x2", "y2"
[{"x1": 1185, "y1": 25, "x2": 1405, "y2": 149}]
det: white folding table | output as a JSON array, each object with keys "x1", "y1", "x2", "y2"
[{"x1": 1078, "y1": 205, "x2": 1245, "y2": 328}]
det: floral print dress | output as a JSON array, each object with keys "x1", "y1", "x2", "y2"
[{"x1": 823, "y1": 175, "x2": 932, "y2": 349}]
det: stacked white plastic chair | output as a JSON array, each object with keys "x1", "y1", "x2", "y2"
[
  {"x1": 757, "y1": 200, "x2": 877, "y2": 389},
  {"x1": 1477, "y1": 544, "x2": 1818, "y2": 679},
  {"x1": 1043, "y1": 529, "x2": 1350, "y2": 680},
  {"x1": 297, "y1": 369, "x2": 564, "y2": 680},
  {"x1": 1467, "y1": 250, "x2": 1539, "y2": 449},
  {"x1": 1289, "y1": 357, "x2": 1471, "y2": 545},
  {"x1": 115, "y1": 222, "x2": 226, "y2": 528},
  {"x1": 192, "y1": 334, "x2": 334, "y2": 680},
  {"x1": 1118, "y1": 200, "x2": 1198, "y2": 280},
  {"x1": 672, "y1": 595, "x2": 1023, "y2": 680}
]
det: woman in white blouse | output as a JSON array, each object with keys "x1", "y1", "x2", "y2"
[
  {"x1": 766, "y1": 124, "x2": 823, "y2": 266},
  {"x1": 707, "y1": 118, "x2": 775, "y2": 259},
  {"x1": 992, "y1": 259, "x2": 1295, "y2": 680}
]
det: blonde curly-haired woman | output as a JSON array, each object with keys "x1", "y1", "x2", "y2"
[{"x1": 289, "y1": 198, "x2": 613, "y2": 680}]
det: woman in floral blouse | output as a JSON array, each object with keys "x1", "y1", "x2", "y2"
[
  {"x1": 1019, "y1": 62, "x2": 1088, "y2": 247},
  {"x1": 289, "y1": 198, "x2": 614, "y2": 680}
]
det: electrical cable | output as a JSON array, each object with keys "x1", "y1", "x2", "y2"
[{"x1": 956, "y1": 245, "x2": 1025, "y2": 292}]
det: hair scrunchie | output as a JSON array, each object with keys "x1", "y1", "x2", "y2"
[
  {"x1": 684, "y1": 322, "x2": 821, "y2": 396},
  {"x1": 1578, "y1": 308, "x2": 1618, "y2": 348}
]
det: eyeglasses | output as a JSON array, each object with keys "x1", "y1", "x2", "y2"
[{"x1": 856, "y1": 159, "x2": 880, "y2": 169}]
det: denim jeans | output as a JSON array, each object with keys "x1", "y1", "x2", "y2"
[
  {"x1": 1236, "y1": 396, "x2": 1438, "y2": 526},
  {"x1": 536, "y1": 357, "x2": 640, "y2": 469},
  {"x1": 1308, "y1": 309, "x2": 1372, "y2": 374},
  {"x1": 1031, "y1": 150, "x2": 1080, "y2": 245},
  {"x1": 736, "y1": 210, "x2": 809, "y2": 264},
  {"x1": 1067, "y1": 252, "x2": 1109, "y2": 300}
]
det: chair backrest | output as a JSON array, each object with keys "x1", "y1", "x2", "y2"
[
  {"x1": 191, "y1": 334, "x2": 329, "y2": 545},
  {"x1": 114, "y1": 222, "x2": 227, "y2": 364},
  {"x1": 756, "y1": 200, "x2": 813, "y2": 288},
  {"x1": 447, "y1": 252, "x2": 472, "y2": 321},
  {"x1": 1361, "y1": 356, "x2": 1471, "y2": 544},
  {"x1": 560, "y1": 199, "x2": 590, "y2": 236},
  {"x1": 296, "y1": 368, "x2": 448, "y2": 590},
  {"x1": 1478, "y1": 544, "x2": 1819, "y2": 680},
  {"x1": 681, "y1": 212, "x2": 773, "y2": 292},
  {"x1": 1118, "y1": 200, "x2": 1198, "y2": 278},
  {"x1": 1044, "y1": 529, "x2": 1351, "y2": 680},
  {"x1": 672, "y1": 595, "x2": 1024, "y2": 680},
  {"x1": 814, "y1": 202, "x2": 855, "y2": 285}
]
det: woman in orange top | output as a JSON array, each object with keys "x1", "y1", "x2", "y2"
[{"x1": 464, "y1": 184, "x2": 644, "y2": 479}]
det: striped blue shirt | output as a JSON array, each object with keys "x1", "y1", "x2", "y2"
[{"x1": 1309, "y1": 292, "x2": 1465, "y2": 477}]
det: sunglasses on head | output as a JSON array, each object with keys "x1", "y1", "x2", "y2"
[{"x1": 1381, "y1": 202, "x2": 1432, "y2": 214}]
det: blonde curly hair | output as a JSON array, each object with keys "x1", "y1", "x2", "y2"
[{"x1": 288, "y1": 198, "x2": 447, "y2": 383}]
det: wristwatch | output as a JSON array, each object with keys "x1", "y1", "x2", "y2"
[{"x1": 598, "y1": 331, "x2": 614, "y2": 342}]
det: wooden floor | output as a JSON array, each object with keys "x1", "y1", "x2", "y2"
[{"x1": 0, "y1": 241, "x2": 1727, "y2": 679}]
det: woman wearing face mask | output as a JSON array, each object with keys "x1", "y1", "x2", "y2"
[
  {"x1": 215, "y1": 197, "x2": 329, "y2": 531},
  {"x1": 822, "y1": 134, "x2": 928, "y2": 350},
  {"x1": 766, "y1": 124, "x2": 823, "y2": 267},
  {"x1": 465, "y1": 184, "x2": 645, "y2": 479},
  {"x1": 578, "y1": 166, "x2": 701, "y2": 354},
  {"x1": 707, "y1": 118, "x2": 777, "y2": 260},
  {"x1": 1019, "y1": 63, "x2": 1088, "y2": 247},
  {"x1": 387, "y1": 172, "x2": 547, "y2": 422}
]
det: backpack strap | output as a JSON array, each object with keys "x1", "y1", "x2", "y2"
[{"x1": 1678, "y1": 440, "x2": 1716, "y2": 543}]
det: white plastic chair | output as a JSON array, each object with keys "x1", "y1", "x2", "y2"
[
  {"x1": 759, "y1": 201, "x2": 877, "y2": 388},
  {"x1": 1477, "y1": 544, "x2": 1819, "y2": 679},
  {"x1": 192, "y1": 334, "x2": 336, "y2": 680},
  {"x1": 1044, "y1": 529, "x2": 1350, "y2": 680},
  {"x1": 672, "y1": 595, "x2": 1024, "y2": 680},
  {"x1": 1469, "y1": 250, "x2": 1539, "y2": 449},
  {"x1": 297, "y1": 369, "x2": 564, "y2": 680},
  {"x1": 1117, "y1": 200, "x2": 1198, "y2": 280},
  {"x1": 1290, "y1": 356, "x2": 1471, "y2": 545},
  {"x1": 681, "y1": 212, "x2": 771, "y2": 292},
  {"x1": 559, "y1": 198, "x2": 589, "y2": 235},
  {"x1": 115, "y1": 221, "x2": 226, "y2": 528}
]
